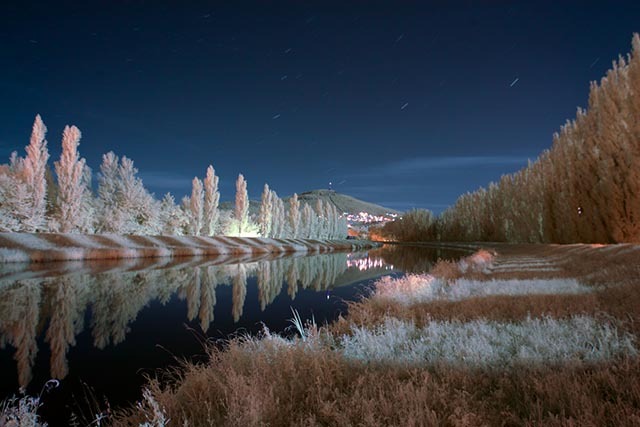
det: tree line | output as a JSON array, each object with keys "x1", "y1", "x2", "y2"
[
  {"x1": 0, "y1": 118, "x2": 347, "y2": 239},
  {"x1": 374, "y1": 34, "x2": 640, "y2": 244}
]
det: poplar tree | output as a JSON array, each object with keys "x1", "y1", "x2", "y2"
[
  {"x1": 53, "y1": 125, "x2": 86, "y2": 233},
  {"x1": 315, "y1": 199, "x2": 326, "y2": 238},
  {"x1": 270, "y1": 192, "x2": 286, "y2": 238},
  {"x1": 288, "y1": 193, "x2": 300, "y2": 238},
  {"x1": 301, "y1": 203, "x2": 315, "y2": 238},
  {"x1": 22, "y1": 115, "x2": 50, "y2": 231},
  {"x1": 202, "y1": 165, "x2": 220, "y2": 236},
  {"x1": 258, "y1": 183, "x2": 272, "y2": 237},
  {"x1": 97, "y1": 151, "x2": 123, "y2": 232},
  {"x1": 190, "y1": 177, "x2": 204, "y2": 235},
  {"x1": 235, "y1": 174, "x2": 249, "y2": 235}
]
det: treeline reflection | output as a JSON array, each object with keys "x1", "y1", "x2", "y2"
[{"x1": 0, "y1": 252, "x2": 385, "y2": 389}]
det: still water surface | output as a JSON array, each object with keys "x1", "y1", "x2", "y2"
[{"x1": 0, "y1": 244, "x2": 465, "y2": 423}]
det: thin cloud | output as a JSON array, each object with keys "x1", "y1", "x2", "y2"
[
  {"x1": 386, "y1": 155, "x2": 529, "y2": 172},
  {"x1": 349, "y1": 155, "x2": 530, "y2": 178},
  {"x1": 139, "y1": 171, "x2": 193, "y2": 192}
]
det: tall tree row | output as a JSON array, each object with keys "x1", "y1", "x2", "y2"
[
  {"x1": 0, "y1": 118, "x2": 347, "y2": 239},
  {"x1": 256, "y1": 192, "x2": 346, "y2": 240}
]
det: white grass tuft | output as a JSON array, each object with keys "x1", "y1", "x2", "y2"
[
  {"x1": 340, "y1": 316, "x2": 637, "y2": 367},
  {"x1": 138, "y1": 388, "x2": 169, "y2": 427},
  {"x1": 0, "y1": 395, "x2": 45, "y2": 427},
  {"x1": 373, "y1": 274, "x2": 593, "y2": 305}
]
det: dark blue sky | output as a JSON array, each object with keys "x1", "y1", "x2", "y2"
[{"x1": 2, "y1": 1, "x2": 639, "y2": 212}]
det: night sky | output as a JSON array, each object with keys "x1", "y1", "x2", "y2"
[{"x1": 2, "y1": 1, "x2": 639, "y2": 213}]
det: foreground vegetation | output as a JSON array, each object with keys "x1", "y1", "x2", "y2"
[
  {"x1": 2, "y1": 243, "x2": 638, "y2": 425},
  {"x1": 97, "y1": 243, "x2": 639, "y2": 426}
]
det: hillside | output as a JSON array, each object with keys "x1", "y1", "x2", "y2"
[{"x1": 221, "y1": 189, "x2": 401, "y2": 217}]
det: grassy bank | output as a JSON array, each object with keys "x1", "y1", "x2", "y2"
[{"x1": 3, "y1": 244, "x2": 639, "y2": 426}]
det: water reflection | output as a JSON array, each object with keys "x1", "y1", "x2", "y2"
[
  {"x1": 368, "y1": 244, "x2": 469, "y2": 273},
  {"x1": 0, "y1": 251, "x2": 393, "y2": 390}
]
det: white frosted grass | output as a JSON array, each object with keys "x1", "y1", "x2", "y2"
[
  {"x1": 340, "y1": 316, "x2": 637, "y2": 367},
  {"x1": 373, "y1": 274, "x2": 593, "y2": 305}
]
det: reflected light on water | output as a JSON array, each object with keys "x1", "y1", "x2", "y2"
[{"x1": 346, "y1": 256, "x2": 394, "y2": 271}]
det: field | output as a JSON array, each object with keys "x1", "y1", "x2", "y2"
[{"x1": 104, "y1": 243, "x2": 640, "y2": 426}]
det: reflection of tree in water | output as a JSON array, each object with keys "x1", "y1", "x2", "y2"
[
  {"x1": 232, "y1": 264, "x2": 247, "y2": 323},
  {"x1": 198, "y1": 267, "x2": 219, "y2": 332},
  {"x1": 369, "y1": 245, "x2": 465, "y2": 273},
  {"x1": 286, "y1": 258, "x2": 300, "y2": 300},
  {"x1": 91, "y1": 269, "x2": 180, "y2": 350},
  {"x1": 0, "y1": 281, "x2": 41, "y2": 388},
  {"x1": 186, "y1": 268, "x2": 201, "y2": 322},
  {"x1": 0, "y1": 252, "x2": 353, "y2": 389},
  {"x1": 44, "y1": 276, "x2": 88, "y2": 379}
]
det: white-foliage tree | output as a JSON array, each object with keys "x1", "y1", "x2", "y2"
[
  {"x1": 189, "y1": 177, "x2": 204, "y2": 236},
  {"x1": 77, "y1": 165, "x2": 96, "y2": 233},
  {"x1": 22, "y1": 115, "x2": 50, "y2": 231},
  {"x1": 301, "y1": 203, "x2": 315, "y2": 238},
  {"x1": 53, "y1": 125, "x2": 87, "y2": 233},
  {"x1": 97, "y1": 152, "x2": 159, "y2": 234},
  {"x1": 288, "y1": 193, "x2": 300, "y2": 238},
  {"x1": 118, "y1": 157, "x2": 158, "y2": 234},
  {"x1": 337, "y1": 213, "x2": 348, "y2": 238},
  {"x1": 270, "y1": 191, "x2": 287, "y2": 238},
  {"x1": 235, "y1": 174, "x2": 249, "y2": 235},
  {"x1": 326, "y1": 203, "x2": 339, "y2": 238},
  {"x1": 268, "y1": 190, "x2": 279, "y2": 237},
  {"x1": 159, "y1": 193, "x2": 186, "y2": 235},
  {"x1": 0, "y1": 115, "x2": 50, "y2": 232},
  {"x1": 202, "y1": 165, "x2": 220, "y2": 236},
  {"x1": 97, "y1": 152, "x2": 124, "y2": 232},
  {"x1": 315, "y1": 199, "x2": 327, "y2": 239},
  {"x1": 258, "y1": 183, "x2": 272, "y2": 237},
  {"x1": 0, "y1": 155, "x2": 29, "y2": 232}
]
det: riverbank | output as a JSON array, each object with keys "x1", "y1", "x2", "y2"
[
  {"x1": 107, "y1": 243, "x2": 639, "y2": 426},
  {"x1": 0, "y1": 232, "x2": 380, "y2": 263}
]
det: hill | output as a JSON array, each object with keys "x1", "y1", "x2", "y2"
[
  {"x1": 295, "y1": 190, "x2": 399, "y2": 216},
  {"x1": 220, "y1": 189, "x2": 400, "y2": 218}
]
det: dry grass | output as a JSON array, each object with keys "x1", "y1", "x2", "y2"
[
  {"x1": 111, "y1": 338, "x2": 640, "y2": 427},
  {"x1": 110, "y1": 244, "x2": 640, "y2": 426}
]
